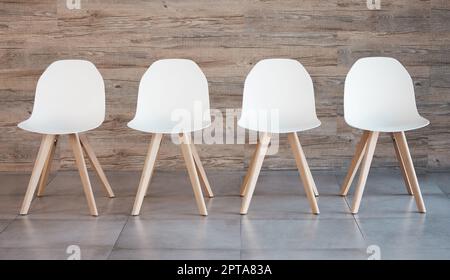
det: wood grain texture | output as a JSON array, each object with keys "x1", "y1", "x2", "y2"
[{"x1": 0, "y1": 0, "x2": 448, "y2": 172}]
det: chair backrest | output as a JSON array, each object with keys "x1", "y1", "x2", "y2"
[
  {"x1": 240, "y1": 59, "x2": 318, "y2": 131},
  {"x1": 133, "y1": 59, "x2": 211, "y2": 132},
  {"x1": 30, "y1": 60, "x2": 105, "y2": 129},
  {"x1": 344, "y1": 57, "x2": 420, "y2": 126}
]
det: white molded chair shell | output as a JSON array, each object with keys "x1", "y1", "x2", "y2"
[
  {"x1": 344, "y1": 57, "x2": 429, "y2": 132},
  {"x1": 128, "y1": 59, "x2": 211, "y2": 134},
  {"x1": 18, "y1": 60, "x2": 105, "y2": 135},
  {"x1": 238, "y1": 59, "x2": 321, "y2": 133}
]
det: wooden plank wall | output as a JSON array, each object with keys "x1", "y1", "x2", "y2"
[{"x1": 0, "y1": 0, "x2": 449, "y2": 172}]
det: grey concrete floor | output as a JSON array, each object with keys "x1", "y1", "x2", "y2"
[{"x1": 0, "y1": 169, "x2": 449, "y2": 260}]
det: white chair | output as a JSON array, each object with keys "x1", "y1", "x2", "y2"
[
  {"x1": 341, "y1": 57, "x2": 429, "y2": 214},
  {"x1": 238, "y1": 58, "x2": 320, "y2": 215},
  {"x1": 18, "y1": 60, "x2": 115, "y2": 217},
  {"x1": 128, "y1": 59, "x2": 214, "y2": 216}
]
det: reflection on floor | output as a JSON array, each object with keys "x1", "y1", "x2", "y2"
[{"x1": 0, "y1": 170, "x2": 449, "y2": 260}]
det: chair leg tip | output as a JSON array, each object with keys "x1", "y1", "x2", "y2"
[{"x1": 90, "y1": 210, "x2": 99, "y2": 217}]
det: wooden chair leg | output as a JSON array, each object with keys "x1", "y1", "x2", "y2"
[
  {"x1": 79, "y1": 134, "x2": 115, "y2": 198},
  {"x1": 131, "y1": 133, "x2": 163, "y2": 216},
  {"x1": 37, "y1": 135, "x2": 59, "y2": 197},
  {"x1": 393, "y1": 132, "x2": 426, "y2": 213},
  {"x1": 311, "y1": 179, "x2": 320, "y2": 197},
  {"x1": 306, "y1": 157, "x2": 319, "y2": 197},
  {"x1": 288, "y1": 133, "x2": 320, "y2": 214},
  {"x1": 240, "y1": 133, "x2": 271, "y2": 215},
  {"x1": 190, "y1": 143, "x2": 214, "y2": 198},
  {"x1": 69, "y1": 133, "x2": 98, "y2": 217},
  {"x1": 391, "y1": 133, "x2": 414, "y2": 195},
  {"x1": 240, "y1": 141, "x2": 260, "y2": 197},
  {"x1": 340, "y1": 131, "x2": 370, "y2": 196},
  {"x1": 145, "y1": 166, "x2": 157, "y2": 198},
  {"x1": 351, "y1": 131, "x2": 379, "y2": 214},
  {"x1": 20, "y1": 134, "x2": 56, "y2": 215},
  {"x1": 179, "y1": 133, "x2": 208, "y2": 216}
]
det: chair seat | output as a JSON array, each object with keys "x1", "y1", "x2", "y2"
[
  {"x1": 18, "y1": 118, "x2": 101, "y2": 135},
  {"x1": 127, "y1": 118, "x2": 211, "y2": 134},
  {"x1": 238, "y1": 116, "x2": 321, "y2": 133},
  {"x1": 346, "y1": 115, "x2": 429, "y2": 132}
]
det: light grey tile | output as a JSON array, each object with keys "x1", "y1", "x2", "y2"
[
  {"x1": 0, "y1": 196, "x2": 21, "y2": 219},
  {"x1": 350, "y1": 193, "x2": 450, "y2": 218},
  {"x1": 427, "y1": 172, "x2": 450, "y2": 196},
  {"x1": 0, "y1": 173, "x2": 44, "y2": 196},
  {"x1": 0, "y1": 219, "x2": 13, "y2": 233},
  {"x1": 116, "y1": 219, "x2": 240, "y2": 250},
  {"x1": 99, "y1": 171, "x2": 141, "y2": 197},
  {"x1": 252, "y1": 172, "x2": 339, "y2": 196},
  {"x1": 244, "y1": 195, "x2": 353, "y2": 220},
  {"x1": 306, "y1": 172, "x2": 342, "y2": 195},
  {"x1": 138, "y1": 171, "x2": 242, "y2": 198},
  {"x1": 241, "y1": 219, "x2": 366, "y2": 250},
  {"x1": 407, "y1": 174, "x2": 444, "y2": 195},
  {"x1": 357, "y1": 217, "x2": 450, "y2": 250},
  {"x1": 200, "y1": 171, "x2": 243, "y2": 196},
  {"x1": 22, "y1": 195, "x2": 130, "y2": 221},
  {"x1": 374, "y1": 246, "x2": 450, "y2": 260},
  {"x1": 39, "y1": 171, "x2": 117, "y2": 197},
  {"x1": 103, "y1": 170, "x2": 242, "y2": 197},
  {"x1": 247, "y1": 171, "x2": 305, "y2": 196},
  {"x1": 337, "y1": 170, "x2": 444, "y2": 196},
  {"x1": 0, "y1": 219, "x2": 126, "y2": 248},
  {"x1": 35, "y1": 188, "x2": 241, "y2": 222},
  {"x1": 1, "y1": 170, "x2": 241, "y2": 199},
  {"x1": 109, "y1": 248, "x2": 240, "y2": 260},
  {"x1": 241, "y1": 249, "x2": 369, "y2": 260},
  {"x1": 242, "y1": 172, "x2": 349, "y2": 219},
  {"x1": 138, "y1": 196, "x2": 241, "y2": 220},
  {"x1": 15, "y1": 172, "x2": 132, "y2": 220},
  {"x1": 0, "y1": 246, "x2": 112, "y2": 260}
]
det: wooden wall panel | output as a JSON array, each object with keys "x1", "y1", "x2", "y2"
[{"x1": 0, "y1": 0, "x2": 448, "y2": 172}]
